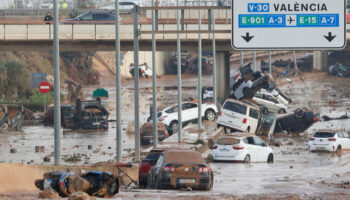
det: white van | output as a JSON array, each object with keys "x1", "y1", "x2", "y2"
[{"x1": 217, "y1": 99, "x2": 260, "y2": 134}]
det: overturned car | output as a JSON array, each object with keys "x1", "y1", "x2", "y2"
[{"x1": 35, "y1": 171, "x2": 119, "y2": 198}]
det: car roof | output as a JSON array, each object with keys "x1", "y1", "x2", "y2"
[
  {"x1": 149, "y1": 147, "x2": 184, "y2": 153},
  {"x1": 163, "y1": 150, "x2": 205, "y2": 164},
  {"x1": 160, "y1": 102, "x2": 197, "y2": 111},
  {"x1": 223, "y1": 132, "x2": 256, "y2": 138},
  {"x1": 314, "y1": 129, "x2": 344, "y2": 133},
  {"x1": 224, "y1": 98, "x2": 260, "y2": 110}
]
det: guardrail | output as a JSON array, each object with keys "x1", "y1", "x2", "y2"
[{"x1": 0, "y1": 24, "x2": 231, "y2": 40}]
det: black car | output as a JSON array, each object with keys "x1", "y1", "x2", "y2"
[
  {"x1": 229, "y1": 63, "x2": 272, "y2": 100},
  {"x1": 75, "y1": 99, "x2": 109, "y2": 130},
  {"x1": 274, "y1": 109, "x2": 319, "y2": 134},
  {"x1": 64, "y1": 11, "x2": 116, "y2": 24}
]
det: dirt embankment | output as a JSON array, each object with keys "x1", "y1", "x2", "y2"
[{"x1": 0, "y1": 163, "x2": 42, "y2": 194}]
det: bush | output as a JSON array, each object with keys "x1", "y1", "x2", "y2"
[{"x1": 0, "y1": 60, "x2": 32, "y2": 100}]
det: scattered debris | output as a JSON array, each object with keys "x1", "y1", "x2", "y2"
[
  {"x1": 64, "y1": 154, "x2": 82, "y2": 162},
  {"x1": 35, "y1": 146, "x2": 45, "y2": 153},
  {"x1": 35, "y1": 171, "x2": 119, "y2": 198},
  {"x1": 322, "y1": 114, "x2": 349, "y2": 121}
]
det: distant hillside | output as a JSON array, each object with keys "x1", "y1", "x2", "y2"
[{"x1": 0, "y1": 51, "x2": 98, "y2": 85}]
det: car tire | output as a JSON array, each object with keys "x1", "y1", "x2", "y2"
[
  {"x1": 244, "y1": 155, "x2": 250, "y2": 163},
  {"x1": 267, "y1": 153, "x2": 274, "y2": 163},
  {"x1": 155, "y1": 176, "x2": 162, "y2": 189},
  {"x1": 224, "y1": 127, "x2": 231, "y2": 134},
  {"x1": 336, "y1": 145, "x2": 342, "y2": 154},
  {"x1": 278, "y1": 109, "x2": 286, "y2": 114},
  {"x1": 130, "y1": 69, "x2": 134, "y2": 77},
  {"x1": 246, "y1": 126, "x2": 250, "y2": 133},
  {"x1": 169, "y1": 121, "x2": 178, "y2": 134},
  {"x1": 204, "y1": 109, "x2": 216, "y2": 121},
  {"x1": 294, "y1": 109, "x2": 305, "y2": 119}
]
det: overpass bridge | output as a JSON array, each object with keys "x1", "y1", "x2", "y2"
[{"x1": 0, "y1": 6, "x2": 349, "y2": 51}]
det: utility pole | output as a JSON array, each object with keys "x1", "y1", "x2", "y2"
[
  {"x1": 176, "y1": 0, "x2": 182, "y2": 142},
  {"x1": 53, "y1": 0, "x2": 61, "y2": 165},
  {"x1": 115, "y1": 0, "x2": 122, "y2": 162},
  {"x1": 152, "y1": 0, "x2": 158, "y2": 147},
  {"x1": 197, "y1": 0, "x2": 202, "y2": 130},
  {"x1": 133, "y1": 5, "x2": 140, "y2": 162}
]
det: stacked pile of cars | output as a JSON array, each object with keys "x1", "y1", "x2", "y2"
[{"x1": 218, "y1": 63, "x2": 319, "y2": 137}]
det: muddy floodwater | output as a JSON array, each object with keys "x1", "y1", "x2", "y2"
[{"x1": 1, "y1": 74, "x2": 350, "y2": 199}]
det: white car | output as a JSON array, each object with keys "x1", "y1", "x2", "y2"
[
  {"x1": 217, "y1": 99, "x2": 261, "y2": 134},
  {"x1": 308, "y1": 130, "x2": 350, "y2": 152},
  {"x1": 129, "y1": 63, "x2": 152, "y2": 78},
  {"x1": 154, "y1": 102, "x2": 218, "y2": 133},
  {"x1": 253, "y1": 92, "x2": 288, "y2": 113},
  {"x1": 260, "y1": 88, "x2": 292, "y2": 106},
  {"x1": 212, "y1": 133, "x2": 274, "y2": 163}
]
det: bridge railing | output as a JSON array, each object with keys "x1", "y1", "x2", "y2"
[
  {"x1": 0, "y1": 6, "x2": 232, "y2": 40},
  {"x1": 0, "y1": 23, "x2": 231, "y2": 40}
]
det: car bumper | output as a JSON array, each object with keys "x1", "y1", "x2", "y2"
[
  {"x1": 159, "y1": 173, "x2": 212, "y2": 190},
  {"x1": 212, "y1": 152, "x2": 246, "y2": 162},
  {"x1": 309, "y1": 144, "x2": 336, "y2": 152}
]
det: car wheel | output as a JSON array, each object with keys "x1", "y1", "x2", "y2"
[
  {"x1": 278, "y1": 109, "x2": 286, "y2": 114},
  {"x1": 130, "y1": 69, "x2": 134, "y2": 77},
  {"x1": 170, "y1": 121, "x2": 178, "y2": 133},
  {"x1": 294, "y1": 109, "x2": 305, "y2": 119},
  {"x1": 205, "y1": 109, "x2": 216, "y2": 121},
  {"x1": 224, "y1": 127, "x2": 231, "y2": 134},
  {"x1": 244, "y1": 155, "x2": 250, "y2": 163},
  {"x1": 267, "y1": 153, "x2": 274, "y2": 163},
  {"x1": 336, "y1": 145, "x2": 342, "y2": 154},
  {"x1": 246, "y1": 126, "x2": 250, "y2": 133}
]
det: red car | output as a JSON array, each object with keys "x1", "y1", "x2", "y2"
[{"x1": 139, "y1": 148, "x2": 166, "y2": 188}]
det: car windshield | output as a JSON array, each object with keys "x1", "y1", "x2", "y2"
[
  {"x1": 144, "y1": 153, "x2": 161, "y2": 163},
  {"x1": 157, "y1": 112, "x2": 162, "y2": 118},
  {"x1": 313, "y1": 132, "x2": 335, "y2": 138},
  {"x1": 216, "y1": 137, "x2": 240, "y2": 145}
]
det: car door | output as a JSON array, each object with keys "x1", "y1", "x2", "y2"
[
  {"x1": 253, "y1": 136, "x2": 269, "y2": 162},
  {"x1": 244, "y1": 137, "x2": 259, "y2": 162},
  {"x1": 182, "y1": 103, "x2": 198, "y2": 122},
  {"x1": 248, "y1": 108, "x2": 259, "y2": 133},
  {"x1": 342, "y1": 132, "x2": 350, "y2": 149},
  {"x1": 150, "y1": 154, "x2": 164, "y2": 187}
]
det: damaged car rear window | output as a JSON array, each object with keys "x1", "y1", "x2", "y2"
[
  {"x1": 223, "y1": 101, "x2": 247, "y2": 115},
  {"x1": 164, "y1": 151, "x2": 205, "y2": 164},
  {"x1": 313, "y1": 132, "x2": 335, "y2": 138},
  {"x1": 216, "y1": 138, "x2": 240, "y2": 145}
]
